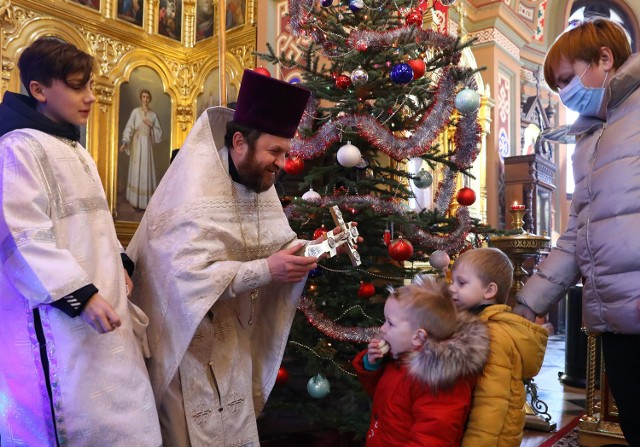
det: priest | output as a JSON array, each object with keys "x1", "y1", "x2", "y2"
[{"x1": 127, "y1": 69, "x2": 331, "y2": 446}]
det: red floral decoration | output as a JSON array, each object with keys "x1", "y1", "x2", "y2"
[
  {"x1": 335, "y1": 74, "x2": 352, "y2": 90},
  {"x1": 405, "y1": 9, "x2": 423, "y2": 27}
]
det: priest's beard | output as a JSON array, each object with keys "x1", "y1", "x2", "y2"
[{"x1": 235, "y1": 144, "x2": 274, "y2": 193}]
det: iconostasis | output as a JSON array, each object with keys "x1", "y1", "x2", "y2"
[{"x1": 1, "y1": 0, "x2": 255, "y2": 244}]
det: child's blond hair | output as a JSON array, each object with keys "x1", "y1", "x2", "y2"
[
  {"x1": 452, "y1": 247, "x2": 513, "y2": 304},
  {"x1": 389, "y1": 275, "x2": 457, "y2": 341}
]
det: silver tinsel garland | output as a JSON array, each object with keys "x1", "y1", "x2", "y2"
[
  {"x1": 292, "y1": 67, "x2": 461, "y2": 161},
  {"x1": 346, "y1": 26, "x2": 456, "y2": 51},
  {"x1": 288, "y1": 0, "x2": 314, "y2": 36},
  {"x1": 297, "y1": 296, "x2": 381, "y2": 343}
]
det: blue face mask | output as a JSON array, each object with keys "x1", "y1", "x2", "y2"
[{"x1": 559, "y1": 65, "x2": 608, "y2": 117}]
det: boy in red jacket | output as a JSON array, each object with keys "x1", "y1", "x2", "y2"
[{"x1": 352, "y1": 275, "x2": 489, "y2": 447}]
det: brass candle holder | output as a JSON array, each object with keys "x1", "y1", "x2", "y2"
[{"x1": 490, "y1": 207, "x2": 550, "y2": 305}]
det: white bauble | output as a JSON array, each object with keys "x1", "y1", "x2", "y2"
[
  {"x1": 455, "y1": 88, "x2": 481, "y2": 114},
  {"x1": 429, "y1": 250, "x2": 451, "y2": 270},
  {"x1": 350, "y1": 66, "x2": 369, "y2": 86},
  {"x1": 337, "y1": 141, "x2": 362, "y2": 167},
  {"x1": 302, "y1": 188, "x2": 321, "y2": 200}
]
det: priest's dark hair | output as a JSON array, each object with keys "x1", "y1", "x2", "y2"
[
  {"x1": 223, "y1": 121, "x2": 263, "y2": 150},
  {"x1": 18, "y1": 37, "x2": 95, "y2": 98}
]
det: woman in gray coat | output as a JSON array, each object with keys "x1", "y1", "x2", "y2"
[{"x1": 514, "y1": 18, "x2": 640, "y2": 446}]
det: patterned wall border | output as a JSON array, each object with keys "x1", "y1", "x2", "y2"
[{"x1": 468, "y1": 26, "x2": 520, "y2": 60}]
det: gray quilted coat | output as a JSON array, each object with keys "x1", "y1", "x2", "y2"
[{"x1": 518, "y1": 53, "x2": 640, "y2": 334}]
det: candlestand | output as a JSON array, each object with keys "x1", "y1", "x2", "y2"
[{"x1": 490, "y1": 208, "x2": 550, "y2": 306}]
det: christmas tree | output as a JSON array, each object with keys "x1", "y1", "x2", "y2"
[{"x1": 257, "y1": 0, "x2": 492, "y2": 439}]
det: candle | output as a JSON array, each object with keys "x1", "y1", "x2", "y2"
[{"x1": 511, "y1": 201, "x2": 525, "y2": 211}]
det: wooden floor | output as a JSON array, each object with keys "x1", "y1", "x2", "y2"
[{"x1": 521, "y1": 333, "x2": 587, "y2": 447}]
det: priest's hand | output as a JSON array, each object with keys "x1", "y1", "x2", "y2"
[
  {"x1": 268, "y1": 243, "x2": 318, "y2": 283},
  {"x1": 82, "y1": 293, "x2": 122, "y2": 334},
  {"x1": 337, "y1": 222, "x2": 363, "y2": 253}
]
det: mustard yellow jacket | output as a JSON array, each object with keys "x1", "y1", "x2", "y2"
[{"x1": 461, "y1": 305, "x2": 548, "y2": 447}]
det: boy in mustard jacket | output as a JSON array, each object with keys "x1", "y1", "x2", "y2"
[{"x1": 450, "y1": 247, "x2": 548, "y2": 447}]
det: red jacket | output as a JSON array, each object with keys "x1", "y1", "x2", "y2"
[{"x1": 352, "y1": 313, "x2": 489, "y2": 447}]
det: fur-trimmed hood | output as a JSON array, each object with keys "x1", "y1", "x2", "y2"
[{"x1": 406, "y1": 311, "x2": 490, "y2": 392}]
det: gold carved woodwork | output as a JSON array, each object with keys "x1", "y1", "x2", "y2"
[
  {"x1": 176, "y1": 104, "x2": 194, "y2": 132},
  {"x1": 92, "y1": 83, "x2": 115, "y2": 112},
  {"x1": 82, "y1": 31, "x2": 131, "y2": 78},
  {"x1": 165, "y1": 57, "x2": 205, "y2": 98},
  {"x1": 1, "y1": 0, "x2": 256, "y2": 245},
  {"x1": 229, "y1": 43, "x2": 256, "y2": 70}
]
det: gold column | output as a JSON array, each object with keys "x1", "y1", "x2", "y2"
[
  {"x1": 0, "y1": 0, "x2": 16, "y2": 96},
  {"x1": 477, "y1": 84, "x2": 494, "y2": 223},
  {"x1": 147, "y1": 0, "x2": 158, "y2": 35},
  {"x1": 90, "y1": 80, "x2": 115, "y2": 208},
  {"x1": 183, "y1": 0, "x2": 196, "y2": 48},
  {"x1": 104, "y1": 0, "x2": 113, "y2": 19},
  {"x1": 217, "y1": 0, "x2": 227, "y2": 106}
]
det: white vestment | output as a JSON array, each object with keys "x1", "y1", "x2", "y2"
[
  {"x1": 0, "y1": 129, "x2": 161, "y2": 447},
  {"x1": 127, "y1": 107, "x2": 307, "y2": 446}
]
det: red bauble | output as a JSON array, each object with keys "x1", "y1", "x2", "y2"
[
  {"x1": 407, "y1": 59, "x2": 426, "y2": 79},
  {"x1": 388, "y1": 237, "x2": 414, "y2": 262},
  {"x1": 357, "y1": 281, "x2": 376, "y2": 299},
  {"x1": 456, "y1": 187, "x2": 477, "y2": 206},
  {"x1": 335, "y1": 74, "x2": 352, "y2": 90},
  {"x1": 254, "y1": 66, "x2": 271, "y2": 77},
  {"x1": 313, "y1": 225, "x2": 328, "y2": 240},
  {"x1": 284, "y1": 156, "x2": 305, "y2": 175},
  {"x1": 276, "y1": 366, "x2": 289, "y2": 386},
  {"x1": 405, "y1": 9, "x2": 423, "y2": 27}
]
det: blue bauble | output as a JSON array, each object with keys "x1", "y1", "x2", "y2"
[
  {"x1": 455, "y1": 88, "x2": 481, "y2": 114},
  {"x1": 307, "y1": 374, "x2": 331, "y2": 398},
  {"x1": 349, "y1": 0, "x2": 364, "y2": 12},
  {"x1": 390, "y1": 63, "x2": 414, "y2": 84},
  {"x1": 321, "y1": 0, "x2": 333, "y2": 7},
  {"x1": 309, "y1": 266, "x2": 323, "y2": 278}
]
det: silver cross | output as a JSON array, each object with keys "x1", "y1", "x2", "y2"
[{"x1": 304, "y1": 206, "x2": 361, "y2": 266}]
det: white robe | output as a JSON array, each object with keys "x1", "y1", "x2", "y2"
[
  {"x1": 121, "y1": 106, "x2": 163, "y2": 209},
  {"x1": 126, "y1": 107, "x2": 307, "y2": 446},
  {"x1": 0, "y1": 129, "x2": 161, "y2": 446}
]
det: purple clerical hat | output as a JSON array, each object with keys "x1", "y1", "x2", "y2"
[{"x1": 233, "y1": 69, "x2": 311, "y2": 138}]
